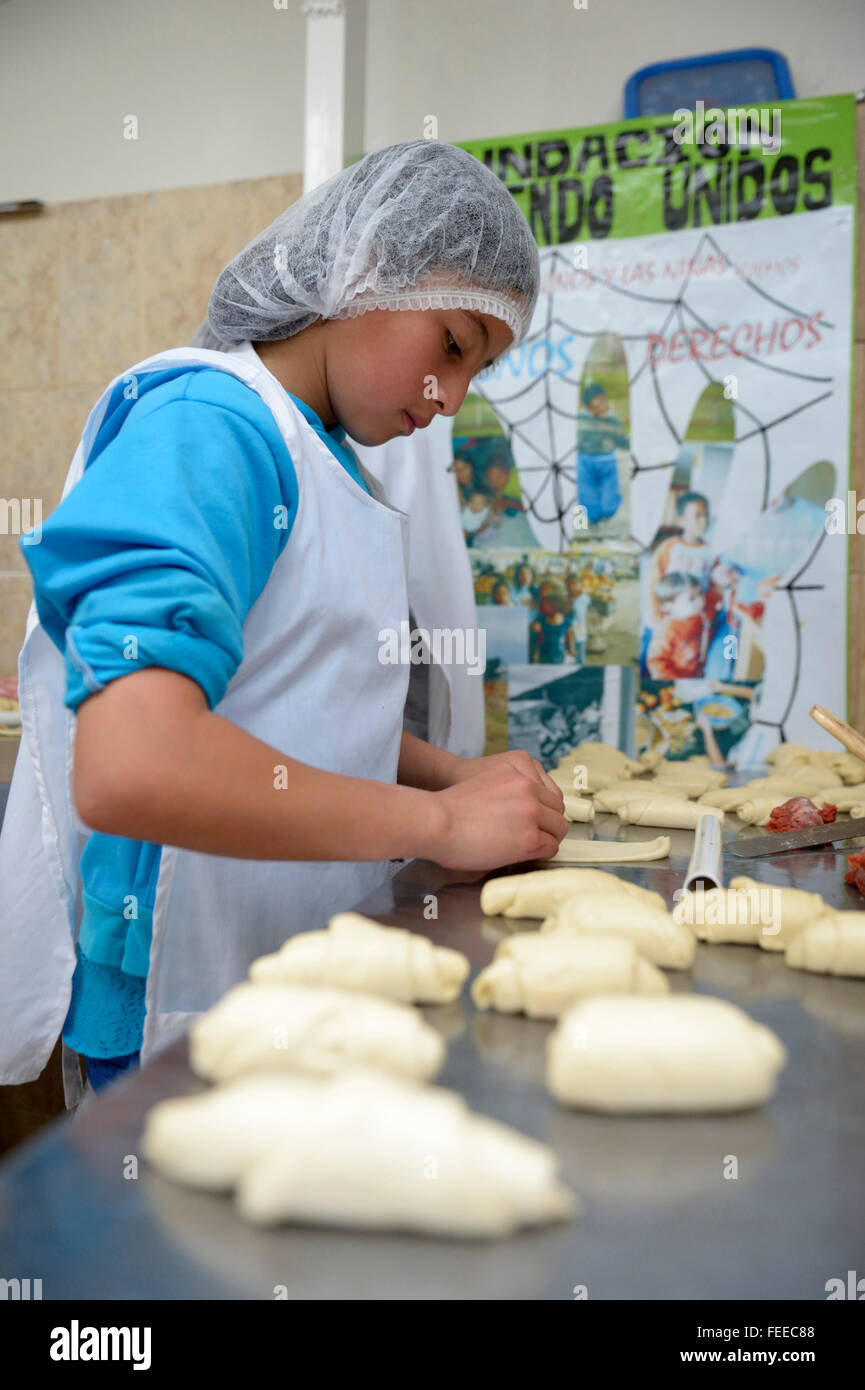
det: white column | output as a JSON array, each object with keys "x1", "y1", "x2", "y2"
[{"x1": 300, "y1": 0, "x2": 346, "y2": 192}]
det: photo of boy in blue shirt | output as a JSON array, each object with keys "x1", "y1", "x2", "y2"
[{"x1": 576, "y1": 383, "x2": 630, "y2": 531}]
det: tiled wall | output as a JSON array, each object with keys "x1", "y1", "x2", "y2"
[{"x1": 0, "y1": 168, "x2": 302, "y2": 676}]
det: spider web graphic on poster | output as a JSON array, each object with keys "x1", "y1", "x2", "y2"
[{"x1": 457, "y1": 226, "x2": 842, "y2": 745}]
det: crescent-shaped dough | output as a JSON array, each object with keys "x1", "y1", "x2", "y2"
[
  {"x1": 727, "y1": 876, "x2": 830, "y2": 952},
  {"x1": 542, "y1": 895, "x2": 696, "y2": 969},
  {"x1": 542, "y1": 835, "x2": 671, "y2": 865},
  {"x1": 735, "y1": 796, "x2": 784, "y2": 825},
  {"x1": 656, "y1": 764, "x2": 728, "y2": 789},
  {"x1": 785, "y1": 912, "x2": 865, "y2": 977},
  {"x1": 480, "y1": 866, "x2": 667, "y2": 919},
  {"x1": 189, "y1": 982, "x2": 445, "y2": 1084},
  {"x1": 563, "y1": 794, "x2": 595, "y2": 823},
  {"x1": 551, "y1": 767, "x2": 626, "y2": 795},
  {"x1": 560, "y1": 743, "x2": 643, "y2": 775},
  {"x1": 472, "y1": 930, "x2": 669, "y2": 1018},
  {"x1": 142, "y1": 1069, "x2": 578, "y2": 1237},
  {"x1": 674, "y1": 885, "x2": 777, "y2": 944},
  {"x1": 827, "y1": 752, "x2": 865, "y2": 784},
  {"x1": 250, "y1": 913, "x2": 469, "y2": 1004},
  {"x1": 638, "y1": 748, "x2": 665, "y2": 771},
  {"x1": 817, "y1": 784, "x2": 865, "y2": 811},
  {"x1": 592, "y1": 785, "x2": 683, "y2": 813},
  {"x1": 765, "y1": 743, "x2": 814, "y2": 767},
  {"x1": 546, "y1": 996, "x2": 787, "y2": 1113},
  {"x1": 651, "y1": 775, "x2": 717, "y2": 799},
  {"x1": 617, "y1": 797, "x2": 724, "y2": 829}
]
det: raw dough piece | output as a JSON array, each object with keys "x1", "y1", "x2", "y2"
[
  {"x1": 617, "y1": 797, "x2": 724, "y2": 830},
  {"x1": 592, "y1": 785, "x2": 683, "y2": 813},
  {"x1": 785, "y1": 912, "x2": 865, "y2": 977},
  {"x1": 656, "y1": 764, "x2": 728, "y2": 789},
  {"x1": 727, "y1": 876, "x2": 829, "y2": 952},
  {"x1": 817, "y1": 783, "x2": 865, "y2": 811},
  {"x1": 551, "y1": 767, "x2": 625, "y2": 795},
  {"x1": 142, "y1": 1069, "x2": 578, "y2": 1237},
  {"x1": 189, "y1": 982, "x2": 445, "y2": 1084},
  {"x1": 563, "y1": 794, "x2": 594, "y2": 823},
  {"x1": 827, "y1": 752, "x2": 865, "y2": 784},
  {"x1": 674, "y1": 885, "x2": 780, "y2": 945},
  {"x1": 765, "y1": 743, "x2": 814, "y2": 768},
  {"x1": 250, "y1": 913, "x2": 469, "y2": 1004},
  {"x1": 734, "y1": 796, "x2": 799, "y2": 826},
  {"x1": 559, "y1": 743, "x2": 643, "y2": 775},
  {"x1": 652, "y1": 775, "x2": 717, "y2": 799},
  {"x1": 480, "y1": 866, "x2": 667, "y2": 919},
  {"x1": 542, "y1": 835, "x2": 671, "y2": 865},
  {"x1": 546, "y1": 996, "x2": 787, "y2": 1112},
  {"x1": 472, "y1": 930, "x2": 669, "y2": 1018},
  {"x1": 638, "y1": 748, "x2": 664, "y2": 771},
  {"x1": 543, "y1": 895, "x2": 695, "y2": 969}
]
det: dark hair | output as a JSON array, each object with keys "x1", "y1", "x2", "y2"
[{"x1": 676, "y1": 490, "x2": 709, "y2": 518}]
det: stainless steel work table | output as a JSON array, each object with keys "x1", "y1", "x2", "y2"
[{"x1": 2, "y1": 808, "x2": 864, "y2": 1301}]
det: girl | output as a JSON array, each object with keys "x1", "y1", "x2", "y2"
[{"x1": 0, "y1": 140, "x2": 566, "y2": 1098}]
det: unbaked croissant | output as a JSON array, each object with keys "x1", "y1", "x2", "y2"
[
  {"x1": 250, "y1": 913, "x2": 469, "y2": 1004},
  {"x1": 480, "y1": 866, "x2": 667, "y2": 919},
  {"x1": 786, "y1": 912, "x2": 865, "y2": 977},
  {"x1": 546, "y1": 996, "x2": 786, "y2": 1113},
  {"x1": 471, "y1": 929, "x2": 668, "y2": 1018},
  {"x1": 189, "y1": 981, "x2": 446, "y2": 1083},
  {"x1": 142, "y1": 1068, "x2": 578, "y2": 1237},
  {"x1": 543, "y1": 893, "x2": 695, "y2": 968}
]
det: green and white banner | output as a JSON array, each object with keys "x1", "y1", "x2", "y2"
[{"x1": 455, "y1": 94, "x2": 857, "y2": 764}]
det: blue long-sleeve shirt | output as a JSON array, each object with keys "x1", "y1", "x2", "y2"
[{"x1": 20, "y1": 364, "x2": 371, "y2": 1058}]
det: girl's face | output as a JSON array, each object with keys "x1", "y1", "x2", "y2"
[{"x1": 324, "y1": 306, "x2": 514, "y2": 446}]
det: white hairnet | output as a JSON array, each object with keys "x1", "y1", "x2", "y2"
[{"x1": 190, "y1": 139, "x2": 539, "y2": 378}]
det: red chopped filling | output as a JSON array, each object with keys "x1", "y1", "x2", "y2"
[
  {"x1": 845, "y1": 849, "x2": 865, "y2": 898},
  {"x1": 767, "y1": 796, "x2": 834, "y2": 834}
]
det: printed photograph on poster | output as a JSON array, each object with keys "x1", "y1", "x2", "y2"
[
  {"x1": 638, "y1": 383, "x2": 834, "y2": 681},
  {"x1": 575, "y1": 334, "x2": 631, "y2": 541},
  {"x1": 506, "y1": 664, "x2": 636, "y2": 768},
  {"x1": 637, "y1": 678, "x2": 763, "y2": 766},
  {"x1": 452, "y1": 393, "x2": 541, "y2": 550},
  {"x1": 472, "y1": 546, "x2": 639, "y2": 669}
]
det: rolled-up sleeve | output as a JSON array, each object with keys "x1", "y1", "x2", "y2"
[{"x1": 21, "y1": 382, "x2": 296, "y2": 712}]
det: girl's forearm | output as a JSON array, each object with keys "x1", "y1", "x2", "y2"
[
  {"x1": 81, "y1": 706, "x2": 447, "y2": 863},
  {"x1": 397, "y1": 730, "x2": 462, "y2": 790}
]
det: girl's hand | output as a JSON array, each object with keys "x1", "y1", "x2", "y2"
[
  {"x1": 448, "y1": 748, "x2": 563, "y2": 802},
  {"x1": 428, "y1": 759, "x2": 568, "y2": 872}
]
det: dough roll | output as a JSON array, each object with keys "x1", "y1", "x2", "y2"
[
  {"x1": 592, "y1": 785, "x2": 683, "y2": 813},
  {"x1": 651, "y1": 775, "x2": 717, "y2": 799},
  {"x1": 542, "y1": 895, "x2": 696, "y2": 969},
  {"x1": 142, "y1": 1069, "x2": 578, "y2": 1238},
  {"x1": 543, "y1": 835, "x2": 671, "y2": 865},
  {"x1": 727, "y1": 876, "x2": 830, "y2": 952},
  {"x1": 472, "y1": 930, "x2": 668, "y2": 1018},
  {"x1": 785, "y1": 912, "x2": 865, "y2": 977},
  {"x1": 546, "y1": 996, "x2": 787, "y2": 1113},
  {"x1": 480, "y1": 866, "x2": 667, "y2": 919},
  {"x1": 638, "y1": 748, "x2": 664, "y2": 771},
  {"x1": 674, "y1": 885, "x2": 779, "y2": 945},
  {"x1": 735, "y1": 797, "x2": 784, "y2": 826},
  {"x1": 563, "y1": 794, "x2": 595, "y2": 823},
  {"x1": 189, "y1": 982, "x2": 445, "y2": 1084},
  {"x1": 616, "y1": 797, "x2": 724, "y2": 829},
  {"x1": 818, "y1": 784, "x2": 865, "y2": 811},
  {"x1": 250, "y1": 913, "x2": 469, "y2": 1004}
]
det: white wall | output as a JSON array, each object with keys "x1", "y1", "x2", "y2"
[{"x1": 1, "y1": 0, "x2": 862, "y2": 205}]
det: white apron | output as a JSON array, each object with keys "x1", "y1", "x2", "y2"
[{"x1": 0, "y1": 343, "x2": 411, "y2": 1100}]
